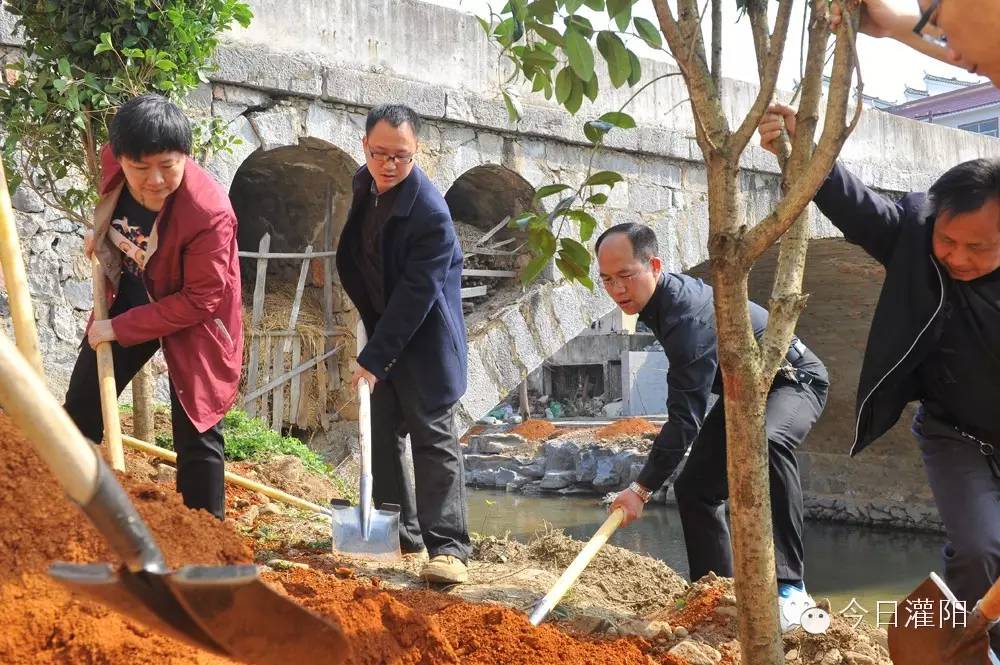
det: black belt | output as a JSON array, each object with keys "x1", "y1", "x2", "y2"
[
  {"x1": 785, "y1": 337, "x2": 808, "y2": 365},
  {"x1": 924, "y1": 402, "x2": 1000, "y2": 478},
  {"x1": 924, "y1": 402, "x2": 1000, "y2": 446},
  {"x1": 777, "y1": 338, "x2": 825, "y2": 387}
]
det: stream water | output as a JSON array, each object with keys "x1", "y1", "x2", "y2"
[{"x1": 467, "y1": 488, "x2": 943, "y2": 626}]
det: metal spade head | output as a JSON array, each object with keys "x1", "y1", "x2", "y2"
[
  {"x1": 51, "y1": 562, "x2": 352, "y2": 665},
  {"x1": 331, "y1": 499, "x2": 403, "y2": 562},
  {"x1": 888, "y1": 572, "x2": 992, "y2": 665}
]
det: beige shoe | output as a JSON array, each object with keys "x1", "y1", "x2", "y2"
[
  {"x1": 419, "y1": 555, "x2": 468, "y2": 584},
  {"x1": 403, "y1": 548, "x2": 429, "y2": 563}
]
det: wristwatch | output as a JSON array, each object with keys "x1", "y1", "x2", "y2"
[{"x1": 628, "y1": 481, "x2": 653, "y2": 503}]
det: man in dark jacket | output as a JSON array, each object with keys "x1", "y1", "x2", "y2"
[
  {"x1": 66, "y1": 93, "x2": 243, "y2": 521},
  {"x1": 337, "y1": 104, "x2": 471, "y2": 584},
  {"x1": 603, "y1": 223, "x2": 829, "y2": 632},
  {"x1": 761, "y1": 103, "x2": 1000, "y2": 652}
]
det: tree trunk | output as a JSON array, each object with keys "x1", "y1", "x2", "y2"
[
  {"x1": 131, "y1": 363, "x2": 155, "y2": 443},
  {"x1": 708, "y1": 161, "x2": 784, "y2": 664},
  {"x1": 519, "y1": 380, "x2": 530, "y2": 419}
]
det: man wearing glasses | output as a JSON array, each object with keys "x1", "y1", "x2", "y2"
[
  {"x1": 831, "y1": 0, "x2": 1000, "y2": 86},
  {"x1": 601, "y1": 223, "x2": 830, "y2": 632},
  {"x1": 337, "y1": 104, "x2": 471, "y2": 584}
]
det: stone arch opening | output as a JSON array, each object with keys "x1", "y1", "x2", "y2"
[
  {"x1": 445, "y1": 164, "x2": 540, "y2": 317},
  {"x1": 231, "y1": 139, "x2": 357, "y2": 278},
  {"x1": 229, "y1": 139, "x2": 359, "y2": 458},
  {"x1": 445, "y1": 163, "x2": 539, "y2": 235}
]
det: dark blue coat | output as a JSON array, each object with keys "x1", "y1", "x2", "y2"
[{"x1": 336, "y1": 164, "x2": 467, "y2": 410}]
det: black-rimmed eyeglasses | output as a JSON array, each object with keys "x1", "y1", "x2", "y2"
[
  {"x1": 367, "y1": 147, "x2": 414, "y2": 164},
  {"x1": 913, "y1": 0, "x2": 947, "y2": 48}
]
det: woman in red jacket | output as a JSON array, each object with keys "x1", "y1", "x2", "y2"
[{"x1": 64, "y1": 93, "x2": 243, "y2": 520}]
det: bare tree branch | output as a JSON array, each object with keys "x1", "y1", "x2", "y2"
[
  {"x1": 741, "y1": 3, "x2": 861, "y2": 269},
  {"x1": 711, "y1": 0, "x2": 722, "y2": 89},
  {"x1": 756, "y1": 0, "x2": 835, "y2": 383},
  {"x1": 729, "y1": 0, "x2": 795, "y2": 155},
  {"x1": 652, "y1": 0, "x2": 728, "y2": 153},
  {"x1": 747, "y1": 0, "x2": 770, "y2": 80}
]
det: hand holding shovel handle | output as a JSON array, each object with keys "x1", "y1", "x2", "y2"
[
  {"x1": 91, "y1": 254, "x2": 125, "y2": 471},
  {"x1": 529, "y1": 507, "x2": 626, "y2": 625}
]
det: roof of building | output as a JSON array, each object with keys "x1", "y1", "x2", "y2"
[
  {"x1": 886, "y1": 81, "x2": 1000, "y2": 120},
  {"x1": 922, "y1": 73, "x2": 979, "y2": 87}
]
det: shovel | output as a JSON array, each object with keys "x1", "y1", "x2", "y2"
[
  {"x1": 888, "y1": 571, "x2": 999, "y2": 664},
  {"x1": 330, "y1": 321, "x2": 402, "y2": 561},
  {"x1": 0, "y1": 332, "x2": 351, "y2": 664},
  {"x1": 529, "y1": 507, "x2": 625, "y2": 625},
  {"x1": 91, "y1": 254, "x2": 126, "y2": 471},
  {"x1": 0, "y1": 161, "x2": 44, "y2": 376}
]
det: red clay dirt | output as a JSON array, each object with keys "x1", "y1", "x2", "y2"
[
  {"x1": 596, "y1": 417, "x2": 659, "y2": 440},
  {"x1": 508, "y1": 418, "x2": 558, "y2": 441},
  {"x1": 0, "y1": 412, "x2": 681, "y2": 664}
]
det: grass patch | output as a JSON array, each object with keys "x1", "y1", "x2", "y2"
[{"x1": 222, "y1": 410, "x2": 329, "y2": 474}]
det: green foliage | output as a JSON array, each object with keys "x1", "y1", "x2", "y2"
[
  {"x1": 222, "y1": 410, "x2": 329, "y2": 475},
  {"x1": 0, "y1": 0, "x2": 252, "y2": 222},
  {"x1": 478, "y1": 0, "x2": 660, "y2": 289}
]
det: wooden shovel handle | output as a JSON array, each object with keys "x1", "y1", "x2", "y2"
[
  {"x1": 979, "y1": 577, "x2": 1000, "y2": 621},
  {"x1": 529, "y1": 508, "x2": 626, "y2": 625},
  {"x1": 0, "y1": 161, "x2": 44, "y2": 377},
  {"x1": 122, "y1": 434, "x2": 332, "y2": 515},
  {"x1": 91, "y1": 255, "x2": 125, "y2": 471},
  {"x1": 0, "y1": 332, "x2": 100, "y2": 504}
]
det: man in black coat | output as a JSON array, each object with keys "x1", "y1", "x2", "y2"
[
  {"x1": 603, "y1": 223, "x2": 830, "y2": 632},
  {"x1": 337, "y1": 104, "x2": 471, "y2": 584},
  {"x1": 761, "y1": 103, "x2": 1000, "y2": 653}
]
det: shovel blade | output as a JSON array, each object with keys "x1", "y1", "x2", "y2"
[
  {"x1": 167, "y1": 564, "x2": 351, "y2": 665},
  {"x1": 331, "y1": 501, "x2": 402, "y2": 562},
  {"x1": 49, "y1": 562, "x2": 225, "y2": 656},
  {"x1": 889, "y1": 575, "x2": 992, "y2": 665}
]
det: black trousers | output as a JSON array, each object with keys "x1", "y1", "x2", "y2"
[
  {"x1": 914, "y1": 407, "x2": 1000, "y2": 653},
  {"x1": 673, "y1": 364, "x2": 828, "y2": 583},
  {"x1": 63, "y1": 299, "x2": 226, "y2": 520},
  {"x1": 369, "y1": 357, "x2": 471, "y2": 562}
]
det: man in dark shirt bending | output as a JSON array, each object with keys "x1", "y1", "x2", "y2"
[{"x1": 602, "y1": 223, "x2": 829, "y2": 631}]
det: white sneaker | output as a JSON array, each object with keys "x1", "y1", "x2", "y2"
[{"x1": 778, "y1": 582, "x2": 815, "y2": 632}]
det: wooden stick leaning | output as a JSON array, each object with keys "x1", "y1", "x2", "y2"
[
  {"x1": 528, "y1": 507, "x2": 626, "y2": 626},
  {"x1": 91, "y1": 254, "x2": 125, "y2": 472},
  {"x1": 122, "y1": 434, "x2": 332, "y2": 516},
  {"x1": 0, "y1": 161, "x2": 44, "y2": 376}
]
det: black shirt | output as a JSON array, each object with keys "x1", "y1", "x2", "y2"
[
  {"x1": 356, "y1": 180, "x2": 400, "y2": 314},
  {"x1": 919, "y1": 267, "x2": 1000, "y2": 436},
  {"x1": 635, "y1": 273, "x2": 827, "y2": 492},
  {"x1": 108, "y1": 187, "x2": 156, "y2": 308}
]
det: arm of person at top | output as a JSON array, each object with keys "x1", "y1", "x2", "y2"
[
  {"x1": 830, "y1": 0, "x2": 957, "y2": 67},
  {"x1": 757, "y1": 102, "x2": 910, "y2": 265}
]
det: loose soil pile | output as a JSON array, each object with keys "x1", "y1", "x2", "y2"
[
  {"x1": 0, "y1": 413, "x2": 250, "y2": 665},
  {"x1": 596, "y1": 417, "x2": 659, "y2": 440},
  {"x1": 508, "y1": 418, "x2": 558, "y2": 441},
  {"x1": 0, "y1": 410, "x2": 894, "y2": 664},
  {"x1": 0, "y1": 413, "x2": 676, "y2": 664}
]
